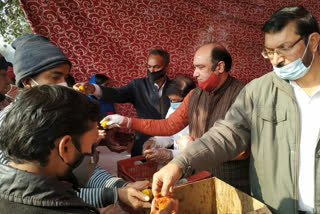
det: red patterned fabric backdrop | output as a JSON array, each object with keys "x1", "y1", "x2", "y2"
[{"x1": 20, "y1": 0, "x2": 320, "y2": 117}]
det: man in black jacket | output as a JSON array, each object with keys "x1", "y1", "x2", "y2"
[
  {"x1": 0, "y1": 85, "x2": 101, "y2": 213},
  {"x1": 75, "y1": 49, "x2": 171, "y2": 156}
]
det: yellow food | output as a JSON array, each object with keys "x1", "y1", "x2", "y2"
[
  {"x1": 101, "y1": 120, "x2": 108, "y2": 128},
  {"x1": 79, "y1": 85, "x2": 85, "y2": 92},
  {"x1": 142, "y1": 189, "x2": 153, "y2": 201}
]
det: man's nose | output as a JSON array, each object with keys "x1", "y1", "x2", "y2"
[
  {"x1": 149, "y1": 67, "x2": 155, "y2": 72},
  {"x1": 270, "y1": 52, "x2": 285, "y2": 67},
  {"x1": 193, "y1": 69, "x2": 199, "y2": 78}
]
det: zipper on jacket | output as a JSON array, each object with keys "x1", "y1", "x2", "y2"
[{"x1": 274, "y1": 82, "x2": 300, "y2": 214}]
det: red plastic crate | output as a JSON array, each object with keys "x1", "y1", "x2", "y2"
[
  {"x1": 117, "y1": 155, "x2": 211, "y2": 184},
  {"x1": 117, "y1": 155, "x2": 157, "y2": 182}
]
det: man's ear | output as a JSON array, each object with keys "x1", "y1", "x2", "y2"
[
  {"x1": 21, "y1": 77, "x2": 33, "y2": 88},
  {"x1": 214, "y1": 61, "x2": 225, "y2": 74},
  {"x1": 164, "y1": 64, "x2": 170, "y2": 74},
  {"x1": 57, "y1": 135, "x2": 76, "y2": 163},
  {"x1": 309, "y1": 32, "x2": 320, "y2": 53}
]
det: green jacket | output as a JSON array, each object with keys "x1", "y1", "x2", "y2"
[{"x1": 172, "y1": 72, "x2": 320, "y2": 214}]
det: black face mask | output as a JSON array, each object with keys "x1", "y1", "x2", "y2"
[{"x1": 147, "y1": 69, "x2": 166, "y2": 82}]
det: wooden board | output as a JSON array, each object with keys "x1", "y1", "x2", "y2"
[{"x1": 173, "y1": 177, "x2": 271, "y2": 214}]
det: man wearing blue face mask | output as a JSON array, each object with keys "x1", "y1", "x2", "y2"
[
  {"x1": 150, "y1": 5, "x2": 320, "y2": 214},
  {"x1": 0, "y1": 33, "x2": 152, "y2": 211}
]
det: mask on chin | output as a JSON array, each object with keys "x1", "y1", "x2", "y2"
[
  {"x1": 147, "y1": 69, "x2": 166, "y2": 82},
  {"x1": 59, "y1": 145, "x2": 98, "y2": 188},
  {"x1": 273, "y1": 38, "x2": 314, "y2": 80},
  {"x1": 198, "y1": 72, "x2": 220, "y2": 92}
]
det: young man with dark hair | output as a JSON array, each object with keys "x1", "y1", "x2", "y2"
[
  {"x1": 152, "y1": 6, "x2": 320, "y2": 214},
  {"x1": 75, "y1": 48, "x2": 172, "y2": 157},
  {"x1": 0, "y1": 85, "x2": 100, "y2": 213},
  {"x1": 0, "y1": 33, "x2": 151, "y2": 210},
  {"x1": 104, "y1": 43, "x2": 249, "y2": 193}
]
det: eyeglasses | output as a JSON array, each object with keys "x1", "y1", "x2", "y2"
[{"x1": 261, "y1": 37, "x2": 303, "y2": 59}]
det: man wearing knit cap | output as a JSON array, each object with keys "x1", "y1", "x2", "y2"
[
  {"x1": 0, "y1": 33, "x2": 151, "y2": 210},
  {"x1": 12, "y1": 33, "x2": 71, "y2": 88}
]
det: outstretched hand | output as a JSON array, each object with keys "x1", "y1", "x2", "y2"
[
  {"x1": 73, "y1": 82, "x2": 95, "y2": 95},
  {"x1": 152, "y1": 163, "x2": 182, "y2": 197}
]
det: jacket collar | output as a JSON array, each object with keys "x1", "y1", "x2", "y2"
[
  {"x1": 270, "y1": 71, "x2": 295, "y2": 97},
  {"x1": 0, "y1": 164, "x2": 94, "y2": 209}
]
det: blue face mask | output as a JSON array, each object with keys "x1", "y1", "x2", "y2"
[
  {"x1": 273, "y1": 38, "x2": 314, "y2": 80},
  {"x1": 170, "y1": 102, "x2": 182, "y2": 110}
]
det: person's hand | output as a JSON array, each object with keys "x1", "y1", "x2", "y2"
[
  {"x1": 143, "y1": 137, "x2": 157, "y2": 153},
  {"x1": 118, "y1": 182, "x2": 152, "y2": 209},
  {"x1": 97, "y1": 129, "x2": 107, "y2": 144},
  {"x1": 176, "y1": 135, "x2": 194, "y2": 151},
  {"x1": 152, "y1": 163, "x2": 182, "y2": 197},
  {"x1": 101, "y1": 114, "x2": 128, "y2": 129},
  {"x1": 144, "y1": 148, "x2": 173, "y2": 164},
  {"x1": 150, "y1": 198, "x2": 179, "y2": 214},
  {"x1": 126, "y1": 180, "x2": 150, "y2": 190},
  {"x1": 73, "y1": 82, "x2": 95, "y2": 95}
]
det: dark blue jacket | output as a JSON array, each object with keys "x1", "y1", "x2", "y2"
[{"x1": 100, "y1": 76, "x2": 171, "y2": 156}]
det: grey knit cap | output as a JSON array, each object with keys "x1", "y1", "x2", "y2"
[{"x1": 11, "y1": 33, "x2": 71, "y2": 88}]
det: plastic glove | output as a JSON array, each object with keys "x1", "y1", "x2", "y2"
[
  {"x1": 176, "y1": 135, "x2": 194, "y2": 151},
  {"x1": 101, "y1": 114, "x2": 128, "y2": 129},
  {"x1": 143, "y1": 137, "x2": 157, "y2": 152},
  {"x1": 144, "y1": 148, "x2": 173, "y2": 164},
  {"x1": 73, "y1": 82, "x2": 95, "y2": 95},
  {"x1": 143, "y1": 137, "x2": 174, "y2": 153}
]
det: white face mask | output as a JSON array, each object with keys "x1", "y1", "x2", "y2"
[
  {"x1": 31, "y1": 78, "x2": 68, "y2": 87},
  {"x1": 273, "y1": 37, "x2": 314, "y2": 80},
  {"x1": 31, "y1": 78, "x2": 40, "y2": 86},
  {"x1": 56, "y1": 81, "x2": 68, "y2": 87}
]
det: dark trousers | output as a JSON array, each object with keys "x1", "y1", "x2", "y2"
[{"x1": 131, "y1": 131, "x2": 151, "y2": 157}]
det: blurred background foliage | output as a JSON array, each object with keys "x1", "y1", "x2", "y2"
[{"x1": 0, "y1": 0, "x2": 32, "y2": 46}]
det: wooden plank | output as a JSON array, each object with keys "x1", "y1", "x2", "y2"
[
  {"x1": 214, "y1": 178, "x2": 270, "y2": 214},
  {"x1": 173, "y1": 177, "x2": 271, "y2": 214},
  {"x1": 174, "y1": 178, "x2": 215, "y2": 214}
]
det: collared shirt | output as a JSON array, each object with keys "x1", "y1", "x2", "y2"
[
  {"x1": 154, "y1": 79, "x2": 166, "y2": 98},
  {"x1": 290, "y1": 80, "x2": 320, "y2": 213}
]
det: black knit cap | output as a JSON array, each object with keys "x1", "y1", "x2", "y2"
[{"x1": 11, "y1": 33, "x2": 71, "y2": 88}]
